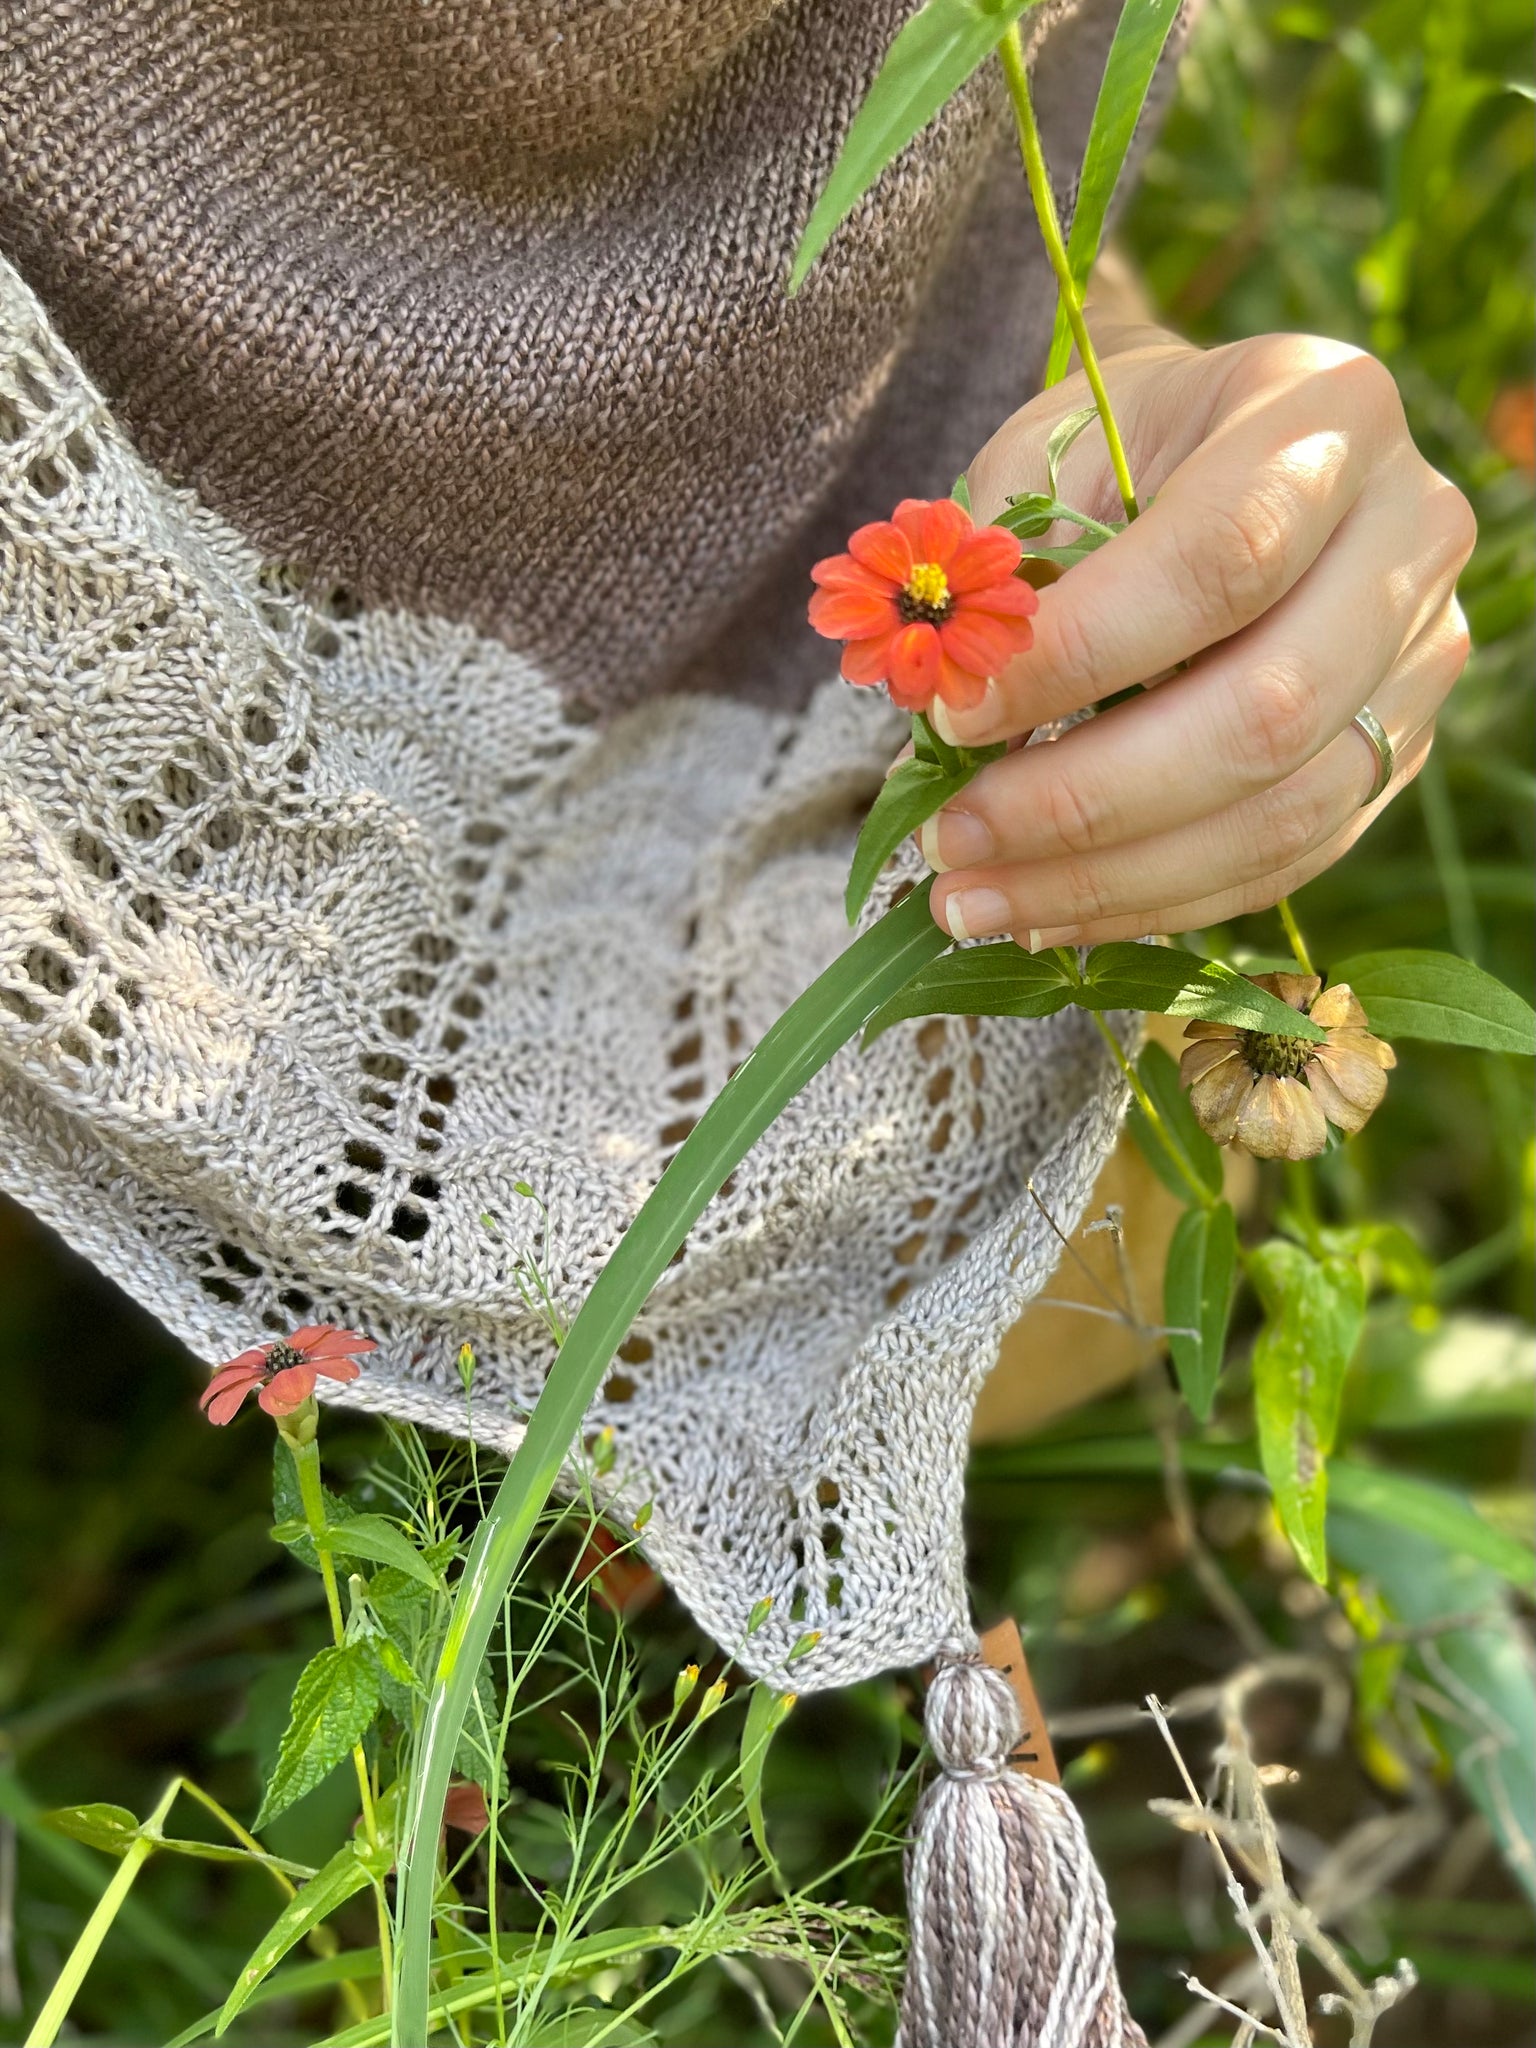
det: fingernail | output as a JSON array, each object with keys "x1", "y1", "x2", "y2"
[
  {"x1": 1028, "y1": 924, "x2": 1081, "y2": 952},
  {"x1": 942, "y1": 888, "x2": 1011, "y2": 942},
  {"x1": 931, "y1": 685, "x2": 997, "y2": 748},
  {"x1": 919, "y1": 808, "x2": 993, "y2": 874}
]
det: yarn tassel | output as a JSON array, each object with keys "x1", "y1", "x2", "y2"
[{"x1": 898, "y1": 1650, "x2": 1146, "y2": 2048}]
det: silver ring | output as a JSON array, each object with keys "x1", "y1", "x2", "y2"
[{"x1": 1351, "y1": 705, "x2": 1394, "y2": 807}]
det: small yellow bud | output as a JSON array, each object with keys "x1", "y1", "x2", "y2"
[
  {"x1": 696, "y1": 1678, "x2": 729, "y2": 1724},
  {"x1": 672, "y1": 1663, "x2": 701, "y2": 1711}
]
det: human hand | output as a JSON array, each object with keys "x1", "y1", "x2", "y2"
[{"x1": 921, "y1": 330, "x2": 1476, "y2": 948}]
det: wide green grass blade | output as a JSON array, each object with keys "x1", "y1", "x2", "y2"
[
  {"x1": 789, "y1": 0, "x2": 1037, "y2": 291},
  {"x1": 1042, "y1": 0, "x2": 1184, "y2": 386},
  {"x1": 391, "y1": 885, "x2": 948, "y2": 2042}
]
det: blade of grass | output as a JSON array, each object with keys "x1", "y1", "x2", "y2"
[{"x1": 391, "y1": 884, "x2": 949, "y2": 2041}]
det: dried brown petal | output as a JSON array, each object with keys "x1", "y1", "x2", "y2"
[
  {"x1": 1251, "y1": 971, "x2": 1322, "y2": 1013},
  {"x1": 1236, "y1": 1072, "x2": 1328, "y2": 1160},
  {"x1": 1308, "y1": 982, "x2": 1370, "y2": 1030},
  {"x1": 1186, "y1": 1051, "x2": 1255, "y2": 1146},
  {"x1": 1182, "y1": 1018, "x2": 1242, "y2": 1043},
  {"x1": 1327, "y1": 1024, "x2": 1397, "y2": 1071},
  {"x1": 1306, "y1": 1042, "x2": 1391, "y2": 1131}
]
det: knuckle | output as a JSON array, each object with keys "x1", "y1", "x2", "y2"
[
  {"x1": 1239, "y1": 657, "x2": 1320, "y2": 782},
  {"x1": 1256, "y1": 776, "x2": 1330, "y2": 870},
  {"x1": 1037, "y1": 595, "x2": 1110, "y2": 701},
  {"x1": 1180, "y1": 489, "x2": 1291, "y2": 629},
  {"x1": 1431, "y1": 476, "x2": 1479, "y2": 573},
  {"x1": 1059, "y1": 853, "x2": 1115, "y2": 927},
  {"x1": 1038, "y1": 770, "x2": 1102, "y2": 859},
  {"x1": 1325, "y1": 346, "x2": 1404, "y2": 431}
]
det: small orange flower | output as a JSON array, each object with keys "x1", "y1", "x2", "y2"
[
  {"x1": 808, "y1": 497, "x2": 1038, "y2": 715},
  {"x1": 1180, "y1": 974, "x2": 1397, "y2": 1161},
  {"x1": 199, "y1": 1323, "x2": 377, "y2": 1424}
]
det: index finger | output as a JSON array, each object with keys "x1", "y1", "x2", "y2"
[{"x1": 935, "y1": 353, "x2": 1392, "y2": 746}]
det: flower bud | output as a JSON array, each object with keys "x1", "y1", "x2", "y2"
[
  {"x1": 672, "y1": 1663, "x2": 701, "y2": 1711},
  {"x1": 695, "y1": 1677, "x2": 729, "y2": 1724}
]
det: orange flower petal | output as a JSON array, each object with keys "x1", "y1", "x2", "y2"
[
  {"x1": 810, "y1": 554, "x2": 893, "y2": 596},
  {"x1": 259, "y1": 1365, "x2": 318, "y2": 1416},
  {"x1": 935, "y1": 654, "x2": 990, "y2": 713},
  {"x1": 840, "y1": 635, "x2": 896, "y2": 687},
  {"x1": 946, "y1": 525, "x2": 1023, "y2": 593},
  {"x1": 298, "y1": 1326, "x2": 378, "y2": 1361},
  {"x1": 201, "y1": 1369, "x2": 264, "y2": 1424},
  {"x1": 893, "y1": 496, "x2": 971, "y2": 568},
  {"x1": 886, "y1": 622, "x2": 943, "y2": 709},
  {"x1": 952, "y1": 579, "x2": 1039, "y2": 621},
  {"x1": 808, "y1": 587, "x2": 901, "y2": 641},
  {"x1": 313, "y1": 1356, "x2": 364, "y2": 1385},
  {"x1": 846, "y1": 521, "x2": 912, "y2": 585},
  {"x1": 937, "y1": 609, "x2": 1026, "y2": 678}
]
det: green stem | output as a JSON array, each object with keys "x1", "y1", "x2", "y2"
[
  {"x1": 998, "y1": 26, "x2": 1140, "y2": 522},
  {"x1": 1276, "y1": 896, "x2": 1316, "y2": 978},
  {"x1": 288, "y1": 1433, "x2": 394, "y2": 2009},
  {"x1": 1089, "y1": 1011, "x2": 1213, "y2": 1211},
  {"x1": 391, "y1": 883, "x2": 949, "y2": 2043},
  {"x1": 25, "y1": 1777, "x2": 181, "y2": 2048}
]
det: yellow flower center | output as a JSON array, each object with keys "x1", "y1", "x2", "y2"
[
  {"x1": 906, "y1": 561, "x2": 949, "y2": 608},
  {"x1": 898, "y1": 561, "x2": 952, "y2": 626}
]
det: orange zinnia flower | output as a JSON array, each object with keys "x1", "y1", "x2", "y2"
[
  {"x1": 808, "y1": 497, "x2": 1038, "y2": 715},
  {"x1": 199, "y1": 1323, "x2": 377, "y2": 1424}
]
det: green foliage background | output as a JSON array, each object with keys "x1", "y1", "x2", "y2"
[{"x1": 0, "y1": 2, "x2": 1531, "y2": 2042}]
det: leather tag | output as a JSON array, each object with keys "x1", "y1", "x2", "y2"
[{"x1": 979, "y1": 1618, "x2": 1060, "y2": 1785}]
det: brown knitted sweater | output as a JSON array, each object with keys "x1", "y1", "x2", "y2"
[{"x1": 1, "y1": 0, "x2": 1149, "y2": 717}]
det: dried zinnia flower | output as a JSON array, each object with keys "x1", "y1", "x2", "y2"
[
  {"x1": 808, "y1": 496, "x2": 1038, "y2": 715},
  {"x1": 1180, "y1": 974, "x2": 1396, "y2": 1161},
  {"x1": 199, "y1": 1323, "x2": 377, "y2": 1424}
]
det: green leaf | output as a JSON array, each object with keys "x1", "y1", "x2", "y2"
[
  {"x1": 862, "y1": 943, "x2": 1078, "y2": 1043},
  {"x1": 41, "y1": 1803, "x2": 143, "y2": 1856},
  {"x1": 1163, "y1": 1200, "x2": 1238, "y2": 1420},
  {"x1": 394, "y1": 886, "x2": 950, "y2": 2039},
  {"x1": 1125, "y1": 1039, "x2": 1224, "y2": 1202},
  {"x1": 1042, "y1": 0, "x2": 1186, "y2": 386},
  {"x1": 316, "y1": 1513, "x2": 443, "y2": 1591},
  {"x1": 216, "y1": 1839, "x2": 383, "y2": 2034},
  {"x1": 1080, "y1": 943, "x2": 1326, "y2": 1037},
  {"x1": 846, "y1": 733, "x2": 1002, "y2": 922},
  {"x1": 1328, "y1": 1464, "x2": 1535, "y2": 1589},
  {"x1": 1249, "y1": 1240, "x2": 1367, "y2": 1582},
  {"x1": 1330, "y1": 1511, "x2": 1536, "y2": 1901},
  {"x1": 789, "y1": 0, "x2": 1037, "y2": 291},
  {"x1": 255, "y1": 1644, "x2": 381, "y2": 1830},
  {"x1": 272, "y1": 1445, "x2": 353, "y2": 1572},
  {"x1": 968, "y1": 1436, "x2": 1535, "y2": 1589},
  {"x1": 740, "y1": 1685, "x2": 796, "y2": 1876},
  {"x1": 951, "y1": 471, "x2": 972, "y2": 511},
  {"x1": 1045, "y1": 405, "x2": 1101, "y2": 495},
  {"x1": 1328, "y1": 948, "x2": 1536, "y2": 1054}
]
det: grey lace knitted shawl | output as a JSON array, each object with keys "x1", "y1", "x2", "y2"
[{"x1": 0, "y1": 1, "x2": 1173, "y2": 1688}]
